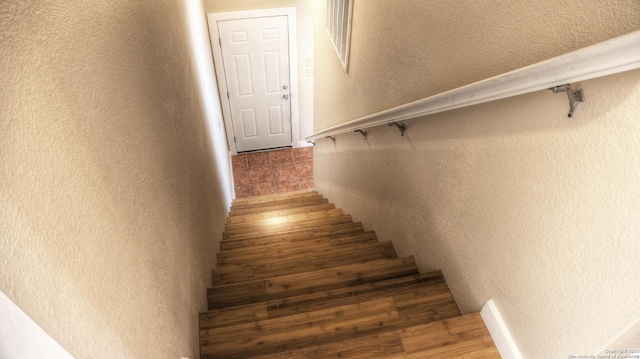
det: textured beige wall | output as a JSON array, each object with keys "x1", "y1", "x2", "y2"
[
  {"x1": 204, "y1": 0, "x2": 295, "y2": 13},
  {"x1": 311, "y1": 0, "x2": 640, "y2": 357},
  {"x1": 0, "y1": 1, "x2": 227, "y2": 358}
]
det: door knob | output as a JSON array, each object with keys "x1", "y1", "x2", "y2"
[{"x1": 283, "y1": 94, "x2": 289, "y2": 100}]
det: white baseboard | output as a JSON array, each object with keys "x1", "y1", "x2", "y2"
[{"x1": 480, "y1": 299, "x2": 523, "y2": 359}]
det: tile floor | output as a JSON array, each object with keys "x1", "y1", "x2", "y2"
[{"x1": 231, "y1": 147, "x2": 314, "y2": 198}]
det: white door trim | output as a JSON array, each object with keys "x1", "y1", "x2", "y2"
[{"x1": 208, "y1": 7, "x2": 300, "y2": 155}]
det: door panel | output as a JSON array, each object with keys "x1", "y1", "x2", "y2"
[{"x1": 218, "y1": 16, "x2": 292, "y2": 152}]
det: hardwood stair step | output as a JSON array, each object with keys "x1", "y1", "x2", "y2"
[
  {"x1": 217, "y1": 233, "x2": 383, "y2": 267},
  {"x1": 201, "y1": 297, "x2": 399, "y2": 359},
  {"x1": 230, "y1": 194, "x2": 326, "y2": 214},
  {"x1": 264, "y1": 271, "x2": 447, "y2": 319},
  {"x1": 224, "y1": 208, "x2": 345, "y2": 231},
  {"x1": 249, "y1": 313, "x2": 499, "y2": 359},
  {"x1": 212, "y1": 241, "x2": 397, "y2": 286},
  {"x1": 226, "y1": 203, "x2": 336, "y2": 224},
  {"x1": 220, "y1": 222, "x2": 366, "y2": 251},
  {"x1": 230, "y1": 198, "x2": 330, "y2": 216},
  {"x1": 200, "y1": 290, "x2": 462, "y2": 359},
  {"x1": 231, "y1": 190, "x2": 318, "y2": 206},
  {"x1": 207, "y1": 256, "x2": 419, "y2": 310},
  {"x1": 200, "y1": 271, "x2": 448, "y2": 330},
  {"x1": 399, "y1": 313, "x2": 500, "y2": 358},
  {"x1": 200, "y1": 303, "x2": 268, "y2": 330},
  {"x1": 223, "y1": 215, "x2": 355, "y2": 240},
  {"x1": 250, "y1": 330, "x2": 405, "y2": 359}
]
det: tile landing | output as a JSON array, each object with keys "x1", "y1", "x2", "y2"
[{"x1": 231, "y1": 147, "x2": 313, "y2": 198}]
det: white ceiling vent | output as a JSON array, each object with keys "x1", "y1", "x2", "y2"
[{"x1": 325, "y1": 0, "x2": 353, "y2": 73}]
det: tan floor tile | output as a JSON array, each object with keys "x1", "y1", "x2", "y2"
[
  {"x1": 247, "y1": 151, "x2": 271, "y2": 167},
  {"x1": 252, "y1": 181, "x2": 276, "y2": 196},
  {"x1": 233, "y1": 168, "x2": 250, "y2": 186},
  {"x1": 269, "y1": 148, "x2": 294, "y2": 164},
  {"x1": 293, "y1": 147, "x2": 313, "y2": 161},
  {"x1": 276, "y1": 179, "x2": 301, "y2": 193},
  {"x1": 273, "y1": 162, "x2": 298, "y2": 181},
  {"x1": 231, "y1": 154, "x2": 248, "y2": 169},
  {"x1": 299, "y1": 177, "x2": 314, "y2": 190},
  {"x1": 234, "y1": 185, "x2": 252, "y2": 198},
  {"x1": 249, "y1": 165, "x2": 274, "y2": 183},
  {"x1": 295, "y1": 160, "x2": 313, "y2": 178}
]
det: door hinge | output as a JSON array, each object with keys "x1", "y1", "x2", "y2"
[
  {"x1": 219, "y1": 37, "x2": 222, "y2": 46},
  {"x1": 227, "y1": 92, "x2": 229, "y2": 99},
  {"x1": 233, "y1": 136, "x2": 236, "y2": 143}
]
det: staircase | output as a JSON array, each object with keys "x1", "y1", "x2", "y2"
[{"x1": 200, "y1": 190, "x2": 501, "y2": 358}]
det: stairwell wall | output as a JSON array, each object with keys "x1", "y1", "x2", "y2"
[
  {"x1": 0, "y1": 0, "x2": 228, "y2": 358},
  {"x1": 307, "y1": 0, "x2": 640, "y2": 357}
]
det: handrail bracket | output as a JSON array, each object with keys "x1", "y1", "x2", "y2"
[
  {"x1": 354, "y1": 129, "x2": 368, "y2": 139},
  {"x1": 387, "y1": 122, "x2": 406, "y2": 136},
  {"x1": 326, "y1": 136, "x2": 336, "y2": 143},
  {"x1": 549, "y1": 84, "x2": 585, "y2": 118}
]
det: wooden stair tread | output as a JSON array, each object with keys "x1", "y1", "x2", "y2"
[
  {"x1": 230, "y1": 195, "x2": 326, "y2": 214},
  {"x1": 207, "y1": 256, "x2": 419, "y2": 309},
  {"x1": 231, "y1": 190, "x2": 318, "y2": 206},
  {"x1": 225, "y1": 208, "x2": 345, "y2": 231},
  {"x1": 201, "y1": 290, "x2": 463, "y2": 358},
  {"x1": 265, "y1": 271, "x2": 448, "y2": 319},
  {"x1": 250, "y1": 330, "x2": 406, "y2": 359},
  {"x1": 223, "y1": 215, "x2": 355, "y2": 240},
  {"x1": 217, "y1": 237, "x2": 390, "y2": 269},
  {"x1": 229, "y1": 198, "x2": 330, "y2": 216},
  {"x1": 217, "y1": 231, "x2": 379, "y2": 266},
  {"x1": 201, "y1": 297, "x2": 399, "y2": 358},
  {"x1": 249, "y1": 313, "x2": 499, "y2": 359},
  {"x1": 220, "y1": 222, "x2": 366, "y2": 251},
  {"x1": 212, "y1": 241, "x2": 397, "y2": 286},
  {"x1": 201, "y1": 271, "x2": 450, "y2": 329},
  {"x1": 226, "y1": 202, "x2": 336, "y2": 224}
]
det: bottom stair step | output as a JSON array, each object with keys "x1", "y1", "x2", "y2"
[
  {"x1": 249, "y1": 313, "x2": 500, "y2": 359},
  {"x1": 201, "y1": 281, "x2": 462, "y2": 358},
  {"x1": 200, "y1": 308, "x2": 495, "y2": 359}
]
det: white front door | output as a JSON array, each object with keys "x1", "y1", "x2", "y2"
[{"x1": 217, "y1": 16, "x2": 292, "y2": 152}]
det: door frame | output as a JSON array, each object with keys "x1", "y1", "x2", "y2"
[{"x1": 208, "y1": 8, "x2": 300, "y2": 155}]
